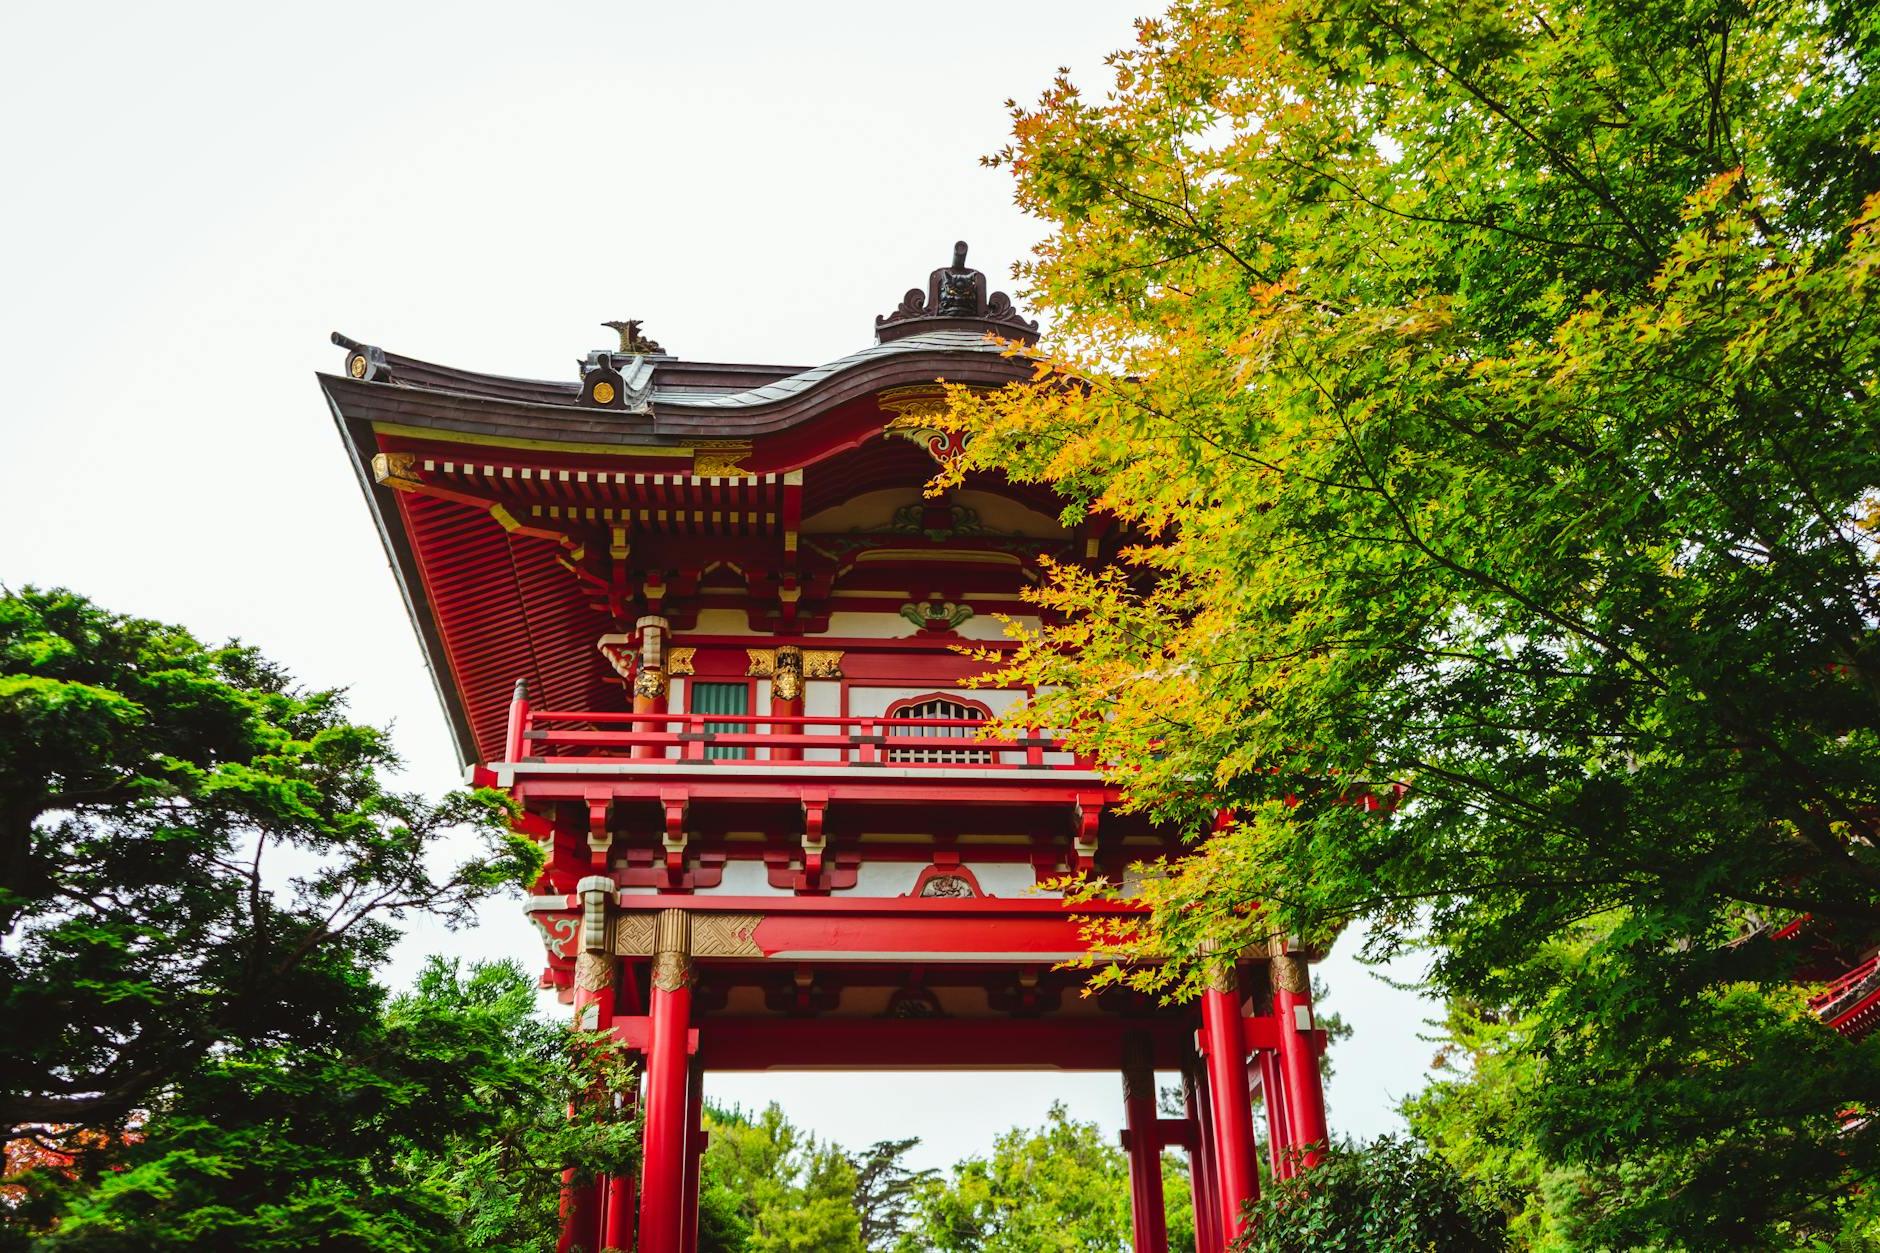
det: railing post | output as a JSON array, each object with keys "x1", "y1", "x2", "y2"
[{"x1": 504, "y1": 678, "x2": 530, "y2": 764}]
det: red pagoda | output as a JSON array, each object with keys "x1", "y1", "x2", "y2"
[{"x1": 321, "y1": 244, "x2": 1330, "y2": 1253}]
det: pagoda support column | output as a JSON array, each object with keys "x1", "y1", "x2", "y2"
[
  {"x1": 632, "y1": 615, "x2": 670, "y2": 760},
  {"x1": 1270, "y1": 940, "x2": 1328, "y2": 1170},
  {"x1": 681, "y1": 1055, "x2": 706, "y2": 1253},
  {"x1": 1182, "y1": 1059, "x2": 1223, "y2": 1253},
  {"x1": 1121, "y1": 1033, "x2": 1168, "y2": 1252},
  {"x1": 638, "y1": 909, "x2": 693, "y2": 1253},
  {"x1": 561, "y1": 876, "x2": 617, "y2": 1252},
  {"x1": 1200, "y1": 953, "x2": 1259, "y2": 1241},
  {"x1": 1259, "y1": 1047, "x2": 1292, "y2": 1180},
  {"x1": 769, "y1": 645, "x2": 803, "y2": 762}
]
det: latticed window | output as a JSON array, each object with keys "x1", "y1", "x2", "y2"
[
  {"x1": 690, "y1": 681, "x2": 749, "y2": 760},
  {"x1": 885, "y1": 695, "x2": 991, "y2": 764}
]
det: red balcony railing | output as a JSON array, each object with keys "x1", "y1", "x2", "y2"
[
  {"x1": 510, "y1": 708, "x2": 1090, "y2": 772},
  {"x1": 1812, "y1": 955, "x2": 1880, "y2": 1027}
]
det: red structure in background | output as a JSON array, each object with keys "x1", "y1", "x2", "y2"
[{"x1": 322, "y1": 244, "x2": 1330, "y2": 1252}]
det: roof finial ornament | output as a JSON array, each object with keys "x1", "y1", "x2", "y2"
[
  {"x1": 603, "y1": 319, "x2": 664, "y2": 356},
  {"x1": 875, "y1": 240, "x2": 1040, "y2": 345}
]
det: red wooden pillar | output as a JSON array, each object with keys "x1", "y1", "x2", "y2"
[
  {"x1": 1201, "y1": 960, "x2": 1260, "y2": 1241},
  {"x1": 638, "y1": 909, "x2": 693, "y2": 1253},
  {"x1": 1121, "y1": 1034, "x2": 1168, "y2": 1253},
  {"x1": 632, "y1": 615, "x2": 669, "y2": 760},
  {"x1": 1258, "y1": 1047, "x2": 1292, "y2": 1180},
  {"x1": 1271, "y1": 943, "x2": 1329, "y2": 1169},
  {"x1": 770, "y1": 645, "x2": 803, "y2": 762},
  {"x1": 602, "y1": 1074, "x2": 637, "y2": 1250},
  {"x1": 1183, "y1": 1059, "x2": 1223, "y2": 1253},
  {"x1": 681, "y1": 1055, "x2": 706, "y2": 1252},
  {"x1": 560, "y1": 875, "x2": 619, "y2": 1252}
]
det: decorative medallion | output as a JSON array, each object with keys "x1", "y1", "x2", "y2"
[
  {"x1": 772, "y1": 646, "x2": 804, "y2": 703},
  {"x1": 591, "y1": 381, "x2": 616, "y2": 405},
  {"x1": 883, "y1": 987, "x2": 946, "y2": 1019},
  {"x1": 634, "y1": 667, "x2": 669, "y2": 700},
  {"x1": 918, "y1": 872, "x2": 977, "y2": 899},
  {"x1": 899, "y1": 601, "x2": 974, "y2": 634},
  {"x1": 348, "y1": 353, "x2": 368, "y2": 378}
]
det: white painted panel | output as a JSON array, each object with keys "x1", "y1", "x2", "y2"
[
  {"x1": 955, "y1": 613, "x2": 1041, "y2": 642},
  {"x1": 713, "y1": 859, "x2": 790, "y2": 895},
  {"x1": 959, "y1": 861, "x2": 1047, "y2": 898},
  {"x1": 826, "y1": 611, "x2": 914, "y2": 639},
  {"x1": 754, "y1": 679, "x2": 771, "y2": 760},
  {"x1": 804, "y1": 679, "x2": 841, "y2": 762},
  {"x1": 853, "y1": 861, "x2": 924, "y2": 896},
  {"x1": 666, "y1": 678, "x2": 685, "y2": 760}
]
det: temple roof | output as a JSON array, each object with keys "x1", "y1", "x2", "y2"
[{"x1": 319, "y1": 243, "x2": 1048, "y2": 767}]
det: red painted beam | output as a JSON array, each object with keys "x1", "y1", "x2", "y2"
[{"x1": 612, "y1": 1016, "x2": 1194, "y2": 1071}]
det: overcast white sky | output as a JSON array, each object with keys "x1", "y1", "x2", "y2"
[{"x1": 0, "y1": 0, "x2": 1435, "y2": 1170}]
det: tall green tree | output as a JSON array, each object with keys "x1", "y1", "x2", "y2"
[
  {"x1": 6, "y1": 958, "x2": 634, "y2": 1251},
  {"x1": 699, "y1": 1103, "x2": 865, "y2": 1253},
  {"x1": 850, "y1": 1137, "x2": 936, "y2": 1251},
  {"x1": 898, "y1": 1103, "x2": 1192, "y2": 1253},
  {"x1": 940, "y1": 0, "x2": 1880, "y2": 1243},
  {"x1": 0, "y1": 586, "x2": 535, "y2": 1138}
]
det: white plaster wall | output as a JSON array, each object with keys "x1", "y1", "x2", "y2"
[{"x1": 803, "y1": 678, "x2": 841, "y2": 762}]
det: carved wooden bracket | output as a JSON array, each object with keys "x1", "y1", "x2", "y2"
[
  {"x1": 584, "y1": 787, "x2": 613, "y2": 866},
  {"x1": 659, "y1": 787, "x2": 690, "y2": 883},
  {"x1": 1071, "y1": 794, "x2": 1104, "y2": 872}
]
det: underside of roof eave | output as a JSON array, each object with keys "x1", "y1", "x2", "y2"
[{"x1": 321, "y1": 376, "x2": 484, "y2": 771}]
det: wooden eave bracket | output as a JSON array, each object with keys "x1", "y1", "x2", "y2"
[
  {"x1": 659, "y1": 787, "x2": 690, "y2": 883},
  {"x1": 800, "y1": 790, "x2": 829, "y2": 886},
  {"x1": 584, "y1": 787, "x2": 613, "y2": 866},
  {"x1": 1071, "y1": 793, "x2": 1104, "y2": 872}
]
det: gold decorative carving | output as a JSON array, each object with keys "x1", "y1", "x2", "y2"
[
  {"x1": 650, "y1": 909, "x2": 692, "y2": 992},
  {"x1": 575, "y1": 951, "x2": 616, "y2": 991},
  {"x1": 802, "y1": 649, "x2": 844, "y2": 679},
  {"x1": 634, "y1": 667, "x2": 668, "y2": 699},
  {"x1": 694, "y1": 440, "x2": 755, "y2": 477},
  {"x1": 1198, "y1": 938, "x2": 1238, "y2": 994},
  {"x1": 772, "y1": 646, "x2": 804, "y2": 703},
  {"x1": 877, "y1": 384, "x2": 949, "y2": 420},
  {"x1": 666, "y1": 647, "x2": 697, "y2": 677},
  {"x1": 348, "y1": 353, "x2": 369, "y2": 379},
  {"x1": 591, "y1": 380, "x2": 617, "y2": 405},
  {"x1": 1270, "y1": 948, "x2": 1309, "y2": 996},
  {"x1": 370, "y1": 452, "x2": 421, "y2": 491},
  {"x1": 745, "y1": 649, "x2": 777, "y2": 678},
  {"x1": 613, "y1": 914, "x2": 657, "y2": 956},
  {"x1": 692, "y1": 913, "x2": 763, "y2": 958}
]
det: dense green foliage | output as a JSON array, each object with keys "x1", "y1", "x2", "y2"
[
  {"x1": 7, "y1": 960, "x2": 634, "y2": 1251},
  {"x1": 698, "y1": 1103, "x2": 866, "y2": 1252},
  {"x1": 897, "y1": 1103, "x2": 1194, "y2": 1253},
  {"x1": 0, "y1": 587, "x2": 536, "y2": 1138},
  {"x1": 1232, "y1": 1136, "x2": 1507, "y2": 1252},
  {"x1": 939, "y1": 0, "x2": 1880, "y2": 1244}
]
